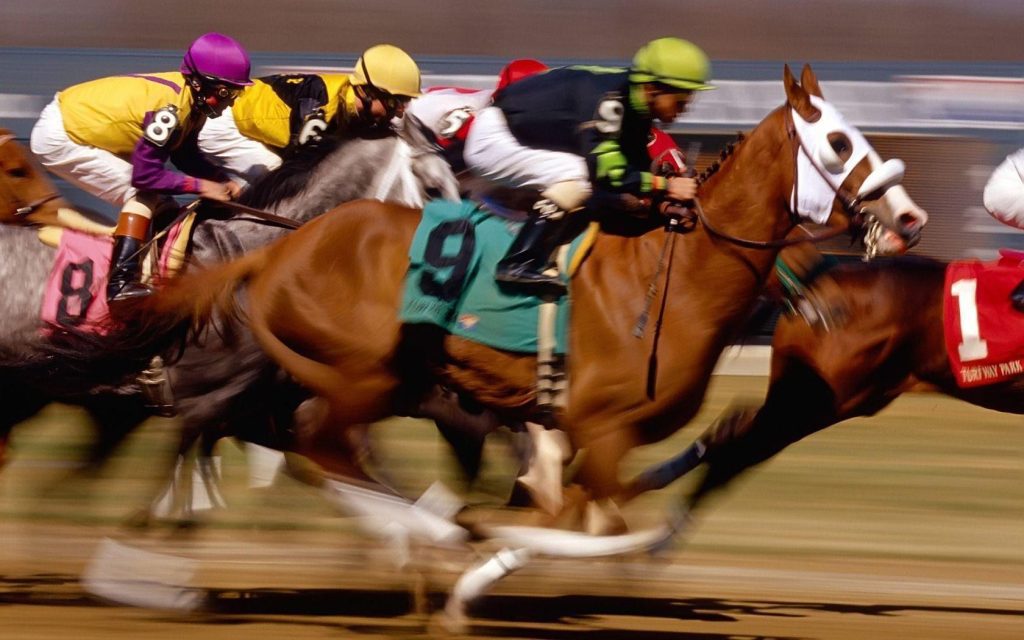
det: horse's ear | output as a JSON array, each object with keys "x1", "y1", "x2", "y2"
[
  {"x1": 800, "y1": 64, "x2": 824, "y2": 99},
  {"x1": 784, "y1": 64, "x2": 821, "y2": 123}
]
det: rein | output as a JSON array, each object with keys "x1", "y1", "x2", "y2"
[{"x1": 203, "y1": 198, "x2": 303, "y2": 230}]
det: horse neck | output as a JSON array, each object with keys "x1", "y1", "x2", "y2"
[
  {"x1": 574, "y1": 109, "x2": 796, "y2": 428},
  {"x1": 272, "y1": 136, "x2": 427, "y2": 222}
]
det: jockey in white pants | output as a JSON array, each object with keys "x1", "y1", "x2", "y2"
[
  {"x1": 983, "y1": 148, "x2": 1024, "y2": 310},
  {"x1": 198, "y1": 44, "x2": 423, "y2": 185},
  {"x1": 463, "y1": 37, "x2": 713, "y2": 294},
  {"x1": 407, "y1": 58, "x2": 549, "y2": 172},
  {"x1": 30, "y1": 32, "x2": 250, "y2": 305}
]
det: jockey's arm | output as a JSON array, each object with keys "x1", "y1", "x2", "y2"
[
  {"x1": 170, "y1": 133, "x2": 233, "y2": 184},
  {"x1": 983, "y1": 148, "x2": 1024, "y2": 229},
  {"x1": 131, "y1": 111, "x2": 233, "y2": 197},
  {"x1": 583, "y1": 130, "x2": 664, "y2": 197},
  {"x1": 130, "y1": 113, "x2": 203, "y2": 195}
]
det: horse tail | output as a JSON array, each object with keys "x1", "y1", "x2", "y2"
[
  {"x1": 143, "y1": 245, "x2": 271, "y2": 338},
  {"x1": 36, "y1": 247, "x2": 272, "y2": 387}
]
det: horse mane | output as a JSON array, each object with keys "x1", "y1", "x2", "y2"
[
  {"x1": 696, "y1": 131, "x2": 747, "y2": 186},
  {"x1": 239, "y1": 138, "x2": 343, "y2": 209},
  {"x1": 239, "y1": 124, "x2": 403, "y2": 210}
]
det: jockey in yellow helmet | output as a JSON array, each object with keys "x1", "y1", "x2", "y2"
[{"x1": 204, "y1": 45, "x2": 422, "y2": 184}]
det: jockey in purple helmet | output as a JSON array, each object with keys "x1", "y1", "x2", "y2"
[{"x1": 30, "y1": 32, "x2": 252, "y2": 305}]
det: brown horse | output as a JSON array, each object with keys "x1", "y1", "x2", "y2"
[
  {"x1": 94, "y1": 63, "x2": 926, "y2": 531},
  {"x1": 655, "y1": 253, "x2": 1024, "y2": 519}
]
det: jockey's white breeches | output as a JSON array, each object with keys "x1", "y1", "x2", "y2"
[
  {"x1": 464, "y1": 106, "x2": 589, "y2": 197},
  {"x1": 30, "y1": 95, "x2": 137, "y2": 206},
  {"x1": 198, "y1": 107, "x2": 282, "y2": 187},
  {"x1": 984, "y1": 148, "x2": 1024, "y2": 229}
]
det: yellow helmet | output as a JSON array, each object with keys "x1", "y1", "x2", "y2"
[{"x1": 351, "y1": 44, "x2": 422, "y2": 98}]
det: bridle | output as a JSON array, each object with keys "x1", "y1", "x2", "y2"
[
  {"x1": 681, "y1": 108, "x2": 881, "y2": 251},
  {"x1": 0, "y1": 135, "x2": 63, "y2": 218}
]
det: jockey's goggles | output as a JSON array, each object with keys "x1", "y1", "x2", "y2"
[
  {"x1": 653, "y1": 83, "x2": 694, "y2": 103},
  {"x1": 205, "y1": 83, "x2": 242, "y2": 100},
  {"x1": 363, "y1": 86, "x2": 410, "y2": 115},
  {"x1": 183, "y1": 60, "x2": 245, "y2": 100}
]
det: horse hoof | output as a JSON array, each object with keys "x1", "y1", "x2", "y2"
[{"x1": 437, "y1": 602, "x2": 470, "y2": 636}]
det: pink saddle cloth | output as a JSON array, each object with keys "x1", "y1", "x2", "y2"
[{"x1": 40, "y1": 230, "x2": 114, "y2": 334}]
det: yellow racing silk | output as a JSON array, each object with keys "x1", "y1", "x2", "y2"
[
  {"x1": 58, "y1": 72, "x2": 198, "y2": 155},
  {"x1": 231, "y1": 73, "x2": 358, "y2": 149}
]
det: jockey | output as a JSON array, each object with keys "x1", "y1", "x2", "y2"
[
  {"x1": 407, "y1": 58, "x2": 549, "y2": 170},
  {"x1": 982, "y1": 148, "x2": 1024, "y2": 310},
  {"x1": 30, "y1": 32, "x2": 251, "y2": 304},
  {"x1": 201, "y1": 44, "x2": 422, "y2": 183},
  {"x1": 463, "y1": 37, "x2": 713, "y2": 291}
]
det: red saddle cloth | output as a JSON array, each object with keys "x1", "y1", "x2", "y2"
[{"x1": 944, "y1": 249, "x2": 1024, "y2": 387}]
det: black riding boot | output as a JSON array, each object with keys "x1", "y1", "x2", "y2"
[
  {"x1": 107, "y1": 234, "x2": 152, "y2": 304},
  {"x1": 1011, "y1": 280, "x2": 1024, "y2": 312},
  {"x1": 495, "y1": 200, "x2": 569, "y2": 294}
]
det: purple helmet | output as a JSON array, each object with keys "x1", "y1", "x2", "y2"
[{"x1": 180, "y1": 33, "x2": 253, "y2": 87}]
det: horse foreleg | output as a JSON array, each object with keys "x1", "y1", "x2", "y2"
[
  {"x1": 141, "y1": 423, "x2": 208, "y2": 528},
  {"x1": 80, "y1": 397, "x2": 151, "y2": 477},
  {"x1": 515, "y1": 423, "x2": 572, "y2": 516},
  {"x1": 442, "y1": 547, "x2": 532, "y2": 633},
  {"x1": 688, "y1": 359, "x2": 839, "y2": 512},
  {"x1": 573, "y1": 425, "x2": 639, "y2": 534}
]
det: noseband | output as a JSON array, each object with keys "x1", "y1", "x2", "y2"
[{"x1": 0, "y1": 135, "x2": 63, "y2": 218}]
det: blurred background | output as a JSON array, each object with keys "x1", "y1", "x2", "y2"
[
  {"x1": 1, "y1": 3, "x2": 1022, "y2": 638},
  {"x1": 3, "y1": 0, "x2": 1024, "y2": 259}
]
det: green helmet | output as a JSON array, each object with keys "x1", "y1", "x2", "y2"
[{"x1": 629, "y1": 37, "x2": 713, "y2": 91}]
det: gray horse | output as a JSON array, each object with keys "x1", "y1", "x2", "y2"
[{"x1": 0, "y1": 117, "x2": 460, "y2": 518}]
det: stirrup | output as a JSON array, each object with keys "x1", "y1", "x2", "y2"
[
  {"x1": 495, "y1": 265, "x2": 566, "y2": 294},
  {"x1": 108, "y1": 280, "x2": 153, "y2": 304}
]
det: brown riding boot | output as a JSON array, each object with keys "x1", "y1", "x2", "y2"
[{"x1": 107, "y1": 211, "x2": 153, "y2": 305}]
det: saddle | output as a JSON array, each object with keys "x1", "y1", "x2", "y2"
[
  {"x1": 39, "y1": 206, "x2": 199, "y2": 334},
  {"x1": 400, "y1": 198, "x2": 598, "y2": 411}
]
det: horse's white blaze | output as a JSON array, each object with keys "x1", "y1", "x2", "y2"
[{"x1": 951, "y1": 278, "x2": 990, "y2": 361}]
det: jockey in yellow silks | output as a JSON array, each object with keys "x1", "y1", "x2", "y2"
[
  {"x1": 30, "y1": 32, "x2": 252, "y2": 304},
  {"x1": 199, "y1": 44, "x2": 422, "y2": 185}
]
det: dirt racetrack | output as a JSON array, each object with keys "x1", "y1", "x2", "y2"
[{"x1": 0, "y1": 376, "x2": 1021, "y2": 639}]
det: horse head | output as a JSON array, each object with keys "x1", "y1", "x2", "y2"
[
  {"x1": 0, "y1": 129, "x2": 69, "y2": 225},
  {"x1": 783, "y1": 65, "x2": 927, "y2": 256},
  {"x1": 394, "y1": 114, "x2": 461, "y2": 205}
]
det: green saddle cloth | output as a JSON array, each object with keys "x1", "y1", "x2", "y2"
[{"x1": 400, "y1": 199, "x2": 586, "y2": 354}]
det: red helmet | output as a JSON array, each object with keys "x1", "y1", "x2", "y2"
[{"x1": 495, "y1": 59, "x2": 548, "y2": 92}]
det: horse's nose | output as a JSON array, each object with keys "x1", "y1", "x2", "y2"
[{"x1": 897, "y1": 209, "x2": 927, "y2": 247}]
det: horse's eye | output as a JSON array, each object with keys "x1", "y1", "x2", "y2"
[
  {"x1": 6, "y1": 166, "x2": 28, "y2": 179},
  {"x1": 827, "y1": 132, "x2": 853, "y2": 163}
]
